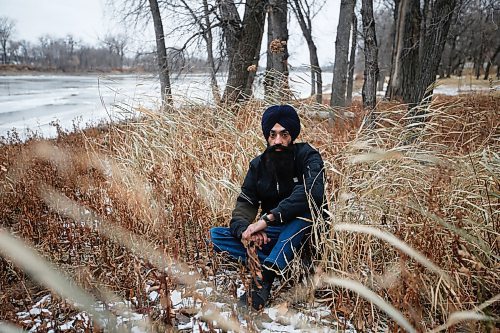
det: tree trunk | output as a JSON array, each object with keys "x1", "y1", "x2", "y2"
[
  {"x1": 220, "y1": 0, "x2": 266, "y2": 103},
  {"x1": 385, "y1": 0, "x2": 400, "y2": 99},
  {"x1": 330, "y1": 0, "x2": 355, "y2": 107},
  {"x1": 202, "y1": 0, "x2": 221, "y2": 104},
  {"x1": 346, "y1": 12, "x2": 357, "y2": 105},
  {"x1": 265, "y1": 0, "x2": 290, "y2": 102},
  {"x1": 475, "y1": 27, "x2": 486, "y2": 80},
  {"x1": 179, "y1": 0, "x2": 221, "y2": 104},
  {"x1": 484, "y1": 44, "x2": 500, "y2": 80},
  {"x1": 219, "y1": 0, "x2": 241, "y2": 60},
  {"x1": 148, "y1": 0, "x2": 173, "y2": 107},
  {"x1": 409, "y1": 0, "x2": 457, "y2": 109},
  {"x1": 446, "y1": 35, "x2": 458, "y2": 78},
  {"x1": 313, "y1": 51, "x2": 322, "y2": 103},
  {"x1": 265, "y1": 22, "x2": 273, "y2": 98},
  {"x1": 475, "y1": 55, "x2": 483, "y2": 80},
  {"x1": 361, "y1": 0, "x2": 379, "y2": 127},
  {"x1": 419, "y1": 0, "x2": 430, "y2": 61},
  {"x1": 291, "y1": 0, "x2": 323, "y2": 103},
  {"x1": 1, "y1": 40, "x2": 6, "y2": 64},
  {"x1": 386, "y1": 0, "x2": 421, "y2": 102},
  {"x1": 377, "y1": 71, "x2": 385, "y2": 91}
]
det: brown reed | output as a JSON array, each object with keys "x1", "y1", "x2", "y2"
[{"x1": 0, "y1": 93, "x2": 498, "y2": 331}]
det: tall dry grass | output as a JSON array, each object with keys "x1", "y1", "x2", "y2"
[
  {"x1": 0, "y1": 93, "x2": 498, "y2": 331},
  {"x1": 313, "y1": 94, "x2": 499, "y2": 331}
]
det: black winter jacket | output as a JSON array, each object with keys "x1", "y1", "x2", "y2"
[{"x1": 229, "y1": 142, "x2": 325, "y2": 239}]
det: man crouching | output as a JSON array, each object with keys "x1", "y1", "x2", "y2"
[{"x1": 210, "y1": 104, "x2": 325, "y2": 310}]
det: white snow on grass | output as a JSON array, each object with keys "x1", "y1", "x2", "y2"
[{"x1": 15, "y1": 279, "x2": 353, "y2": 332}]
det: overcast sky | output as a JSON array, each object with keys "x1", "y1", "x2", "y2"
[{"x1": 0, "y1": 0, "x2": 340, "y2": 67}]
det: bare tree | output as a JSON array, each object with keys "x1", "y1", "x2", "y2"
[
  {"x1": 219, "y1": 0, "x2": 266, "y2": 103},
  {"x1": 385, "y1": 0, "x2": 421, "y2": 102},
  {"x1": 408, "y1": 0, "x2": 457, "y2": 109},
  {"x1": 109, "y1": 0, "x2": 172, "y2": 106},
  {"x1": 372, "y1": 4, "x2": 393, "y2": 91},
  {"x1": 484, "y1": 44, "x2": 500, "y2": 80},
  {"x1": 102, "y1": 34, "x2": 128, "y2": 69},
  {"x1": 438, "y1": 0, "x2": 499, "y2": 79},
  {"x1": 330, "y1": 0, "x2": 355, "y2": 107},
  {"x1": 0, "y1": 17, "x2": 15, "y2": 64},
  {"x1": 176, "y1": 0, "x2": 222, "y2": 104},
  {"x1": 265, "y1": 0, "x2": 290, "y2": 101},
  {"x1": 383, "y1": 0, "x2": 458, "y2": 109},
  {"x1": 202, "y1": 0, "x2": 221, "y2": 103},
  {"x1": 361, "y1": 0, "x2": 379, "y2": 126},
  {"x1": 290, "y1": 0, "x2": 325, "y2": 103},
  {"x1": 383, "y1": 0, "x2": 400, "y2": 99},
  {"x1": 148, "y1": 0, "x2": 173, "y2": 106}
]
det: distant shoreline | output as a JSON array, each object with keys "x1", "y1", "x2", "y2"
[{"x1": 0, "y1": 64, "x2": 155, "y2": 76}]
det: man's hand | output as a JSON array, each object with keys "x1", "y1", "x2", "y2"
[
  {"x1": 250, "y1": 231, "x2": 269, "y2": 248},
  {"x1": 242, "y1": 219, "x2": 268, "y2": 247}
]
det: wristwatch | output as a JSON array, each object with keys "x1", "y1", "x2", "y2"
[{"x1": 261, "y1": 213, "x2": 272, "y2": 224}]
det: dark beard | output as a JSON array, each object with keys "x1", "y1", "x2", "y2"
[{"x1": 264, "y1": 144, "x2": 295, "y2": 181}]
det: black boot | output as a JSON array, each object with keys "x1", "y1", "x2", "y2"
[
  {"x1": 249, "y1": 278, "x2": 273, "y2": 310},
  {"x1": 238, "y1": 268, "x2": 276, "y2": 310}
]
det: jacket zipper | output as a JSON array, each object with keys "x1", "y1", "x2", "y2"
[{"x1": 276, "y1": 181, "x2": 280, "y2": 194}]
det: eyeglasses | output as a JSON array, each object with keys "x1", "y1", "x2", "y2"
[{"x1": 269, "y1": 130, "x2": 290, "y2": 140}]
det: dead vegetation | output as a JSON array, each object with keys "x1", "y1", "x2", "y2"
[{"x1": 0, "y1": 93, "x2": 498, "y2": 332}]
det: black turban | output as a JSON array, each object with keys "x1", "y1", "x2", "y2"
[{"x1": 261, "y1": 105, "x2": 301, "y2": 142}]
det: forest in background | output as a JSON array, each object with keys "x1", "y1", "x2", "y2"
[{"x1": 1, "y1": 0, "x2": 498, "y2": 102}]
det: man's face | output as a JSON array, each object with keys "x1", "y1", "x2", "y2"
[{"x1": 267, "y1": 123, "x2": 292, "y2": 150}]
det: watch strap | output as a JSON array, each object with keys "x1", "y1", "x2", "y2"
[{"x1": 261, "y1": 213, "x2": 272, "y2": 224}]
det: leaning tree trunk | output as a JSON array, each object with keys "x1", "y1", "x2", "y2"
[
  {"x1": 265, "y1": 0, "x2": 290, "y2": 102},
  {"x1": 330, "y1": 0, "x2": 355, "y2": 107},
  {"x1": 220, "y1": 0, "x2": 266, "y2": 103},
  {"x1": 346, "y1": 12, "x2": 357, "y2": 105},
  {"x1": 361, "y1": 0, "x2": 379, "y2": 127},
  {"x1": 409, "y1": 0, "x2": 457, "y2": 110},
  {"x1": 148, "y1": 0, "x2": 172, "y2": 107}
]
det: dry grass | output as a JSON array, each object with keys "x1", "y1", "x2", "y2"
[{"x1": 0, "y1": 93, "x2": 498, "y2": 332}]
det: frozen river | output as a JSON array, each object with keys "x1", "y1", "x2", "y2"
[
  {"x1": 0, "y1": 71, "x2": 484, "y2": 140},
  {"x1": 0, "y1": 72, "x2": 329, "y2": 140},
  {"x1": 0, "y1": 73, "x2": 194, "y2": 139}
]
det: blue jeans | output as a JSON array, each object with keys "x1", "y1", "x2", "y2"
[{"x1": 210, "y1": 217, "x2": 311, "y2": 272}]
